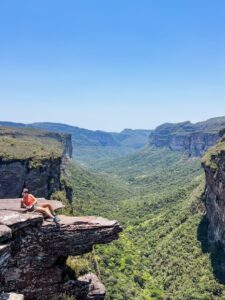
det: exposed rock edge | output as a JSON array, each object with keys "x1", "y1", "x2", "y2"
[{"x1": 0, "y1": 199, "x2": 122, "y2": 300}]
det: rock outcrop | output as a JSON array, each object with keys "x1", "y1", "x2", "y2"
[
  {"x1": 0, "y1": 292, "x2": 24, "y2": 300},
  {"x1": 0, "y1": 127, "x2": 72, "y2": 199},
  {"x1": 0, "y1": 199, "x2": 122, "y2": 299},
  {"x1": 202, "y1": 133, "x2": 225, "y2": 281},
  {"x1": 0, "y1": 158, "x2": 62, "y2": 199},
  {"x1": 149, "y1": 117, "x2": 225, "y2": 157}
]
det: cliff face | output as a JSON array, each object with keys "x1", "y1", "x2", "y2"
[
  {"x1": 0, "y1": 127, "x2": 72, "y2": 199},
  {"x1": 43, "y1": 131, "x2": 72, "y2": 158},
  {"x1": 202, "y1": 134, "x2": 225, "y2": 281},
  {"x1": 0, "y1": 199, "x2": 122, "y2": 300},
  {"x1": 0, "y1": 122, "x2": 152, "y2": 166},
  {"x1": 150, "y1": 131, "x2": 219, "y2": 157},
  {"x1": 149, "y1": 117, "x2": 225, "y2": 157},
  {"x1": 0, "y1": 158, "x2": 62, "y2": 199}
]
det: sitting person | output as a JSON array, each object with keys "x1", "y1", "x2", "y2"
[{"x1": 21, "y1": 188, "x2": 60, "y2": 223}]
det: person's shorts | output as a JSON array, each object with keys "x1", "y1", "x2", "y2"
[{"x1": 28, "y1": 204, "x2": 39, "y2": 212}]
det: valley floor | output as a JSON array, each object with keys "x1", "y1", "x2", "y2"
[{"x1": 64, "y1": 147, "x2": 225, "y2": 300}]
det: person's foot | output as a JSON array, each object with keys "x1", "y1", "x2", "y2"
[{"x1": 53, "y1": 215, "x2": 61, "y2": 223}]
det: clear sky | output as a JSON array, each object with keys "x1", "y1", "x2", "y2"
[{"x1": 0, "y1": 0, "x2": 224, "y2": 131}]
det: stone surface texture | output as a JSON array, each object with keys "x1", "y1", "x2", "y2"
[
  {"x1": 0, "y1": 158, "x2": 62, "y2": 199},
  {"x1": 0, "y1": 128, "x2": 72, "y2": 199},
  {"x1": 202, "y1": 135, "x2": 225, "y2": 279},
  {"x1": 202, "y1": 144, "x2": 225, "y2": 245},
  {"x1": 0, "y1": 199, "x2": 122, "y2": 300},
  {"x1": 0, "y1": 292, "x2": 24, "y2": 300},
  {"x1": 150, "y1": 130, "x2": 219, "y2": 157},
  {"x1": 78, "y1": 273, "x2": 106, "y2": 300},
  {"x1": 149, "y1": 118, "x2": 225, "y2": 157}
]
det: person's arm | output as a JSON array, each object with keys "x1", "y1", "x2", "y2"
[
  {"x1": 21, "y1": 199, "x2": 31, "y2": 209},
  {"x1": 21, "y1": 199, "x2": 26, "y2": 208},
  {"x1": 30, "y1": 194, "x2": 38, "y2": 206}
]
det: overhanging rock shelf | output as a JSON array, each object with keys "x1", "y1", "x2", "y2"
[{"x1": 0, "y1": 199, "x2": 122, "y2": 300}]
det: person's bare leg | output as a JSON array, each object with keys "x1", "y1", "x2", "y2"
[
  {"x1": 35, "y1": 207, "x2": 54, "y2": 219},
  {"x1": 39, "y1": 205, "x2": 52, "y2": 215},
  {"x1": 40, "y1": 204, "x2": 55, "y2": 215}
]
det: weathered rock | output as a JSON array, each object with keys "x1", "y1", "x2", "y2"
[
  {"x1": 0, "y1": 200, "x2": 122, "y2": 300},
  {"x1": 78, "y1": 273, "x2": 106, "y2": 300},
  {"x1": 202, "y1": 135, "x2": 225, "y2": 281},
  {"x1": 149, "y1": 118, "x2": 225, "y2": 157},
  {"x1": 0, "y1": 158, "x2": 62, "y2": 199},
  {"x1": 0, "y1": 226, "x2": 12, "y2": 243},
  {"x1": 0, "y1": 126, "x2": 73, "y2": 199},
  {"x1": 0, "y1": 210, "x2": 43, "y2": 230},
  {"x1": 0, "y1": 292, "x2": 24, "y2": 300},
  {"x1": 0, "y1": 244, "x2": 11, "y2": 270}
]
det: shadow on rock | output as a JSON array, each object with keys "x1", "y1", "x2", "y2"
[
  {"x1": 197, "y1": 214, "x2": 209, "y2": 253},
  {"x1": 197, "y1": 215, "x2": 225, "y2": 284}
]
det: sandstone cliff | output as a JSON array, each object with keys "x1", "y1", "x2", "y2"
[
  {"x1": 149, "y1": 117, "x2": 225, "y2": 157},
  {"x1": 0, "y1": 127, "x2": 72, "y2": 199},
  {"x1": 201, "y1": 131, "x2": 225, "y2": 282},
  {"x1": 0, "y1": 199, "x2": 122, "y2": 300}
]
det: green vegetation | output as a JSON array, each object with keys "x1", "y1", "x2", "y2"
[
  {"x1": 202, "y1": 135, "x2": 225, "y2": 172},
  {"x1": 153, "y1": 117, "x2": 225, "y2": 136},
  {"x1": 73, "y1": 145, "x2": 137, "y2": 168},
  {"x1": 0, "y1": 121, "x2": 151, "y2": 166},
  {"x1": 1, "y1": 117, "x2": 224, "y2": 167},
  {"x1": 63, "y1": 160, "x2": 132, "y2": 215},
  {"x1": 62, "y1": 145, "x2": 225, "y2": 299},
  {"x1": 0, "y1": 126, "x2": 63, "y2": 162}
]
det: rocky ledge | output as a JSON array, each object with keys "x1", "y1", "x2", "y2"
[
  {"x1": 202, "y1": 133, "x2": 225, "y2": 282},
  {"x1": 0, "y1": 199, "x2": 122, "y2": 300}
]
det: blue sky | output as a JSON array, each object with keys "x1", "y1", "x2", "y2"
[{"x1": 0, "y1": 0, "x2": 224, "y2": 131}]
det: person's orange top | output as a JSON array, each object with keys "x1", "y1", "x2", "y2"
[{"x1": 22, "y1": 194, "x2": 37, "y2": 207}]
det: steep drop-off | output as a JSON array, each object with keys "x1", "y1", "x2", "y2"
[
  {"x1": 202, "y1": 132, "x2": 225, "y2": 282},
  {"x1": 0, "y1": 121, "x2": 151, "y2": 167},
  {"x1": 0, "y1": 199, "x2": 122, "y2": 300},
  {"x1": 0, "y1": 127, "x2": 72, "y2": 199},
  {"x1": 71, "y1": 145, "x2": 225, "y2": 299}
]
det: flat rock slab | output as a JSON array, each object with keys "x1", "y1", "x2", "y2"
[
  {"x1": 43, "y1": 215, "x2": 121, "y2": 229},
  {"x1": 0, "y1": 210, "x2": 43, "y2": 230},
  {"x1": 0, "y1": 198, "x2": 64, "y2": 212}
]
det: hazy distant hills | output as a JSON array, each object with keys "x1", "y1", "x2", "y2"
[
  {"x1": 0, "y1": 116, "x2": 224, "y2": 165},
  {"x1": 0, "y1": 121, "x2": 151, "y2": 147},
  {"x1": 32, "y1": 123, "x2": 151, "y2": 148},
  {"x1": 0, "y1": 121, "x2": 152, "y2": 166},
  {"x1": 151, "y1": 116, "x2": 225, "y2": 136}
]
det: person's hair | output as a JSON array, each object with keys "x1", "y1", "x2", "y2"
[{"x1": 23, "y1": 188, "x2": 29, "y2": 194}]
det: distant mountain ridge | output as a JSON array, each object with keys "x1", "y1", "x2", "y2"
[
  {"x1": 0, "y1": 121, "x2": 151, "y2": 147},
  {"x1": 149, "y1": 116, "x2": 225, "y2": 156},
  {"x1": 0, "y1": 121, "x2": 152, "y2": 165},
  {"x1": 0, "y1": 116, "x2": 224, "y2": 164}
]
